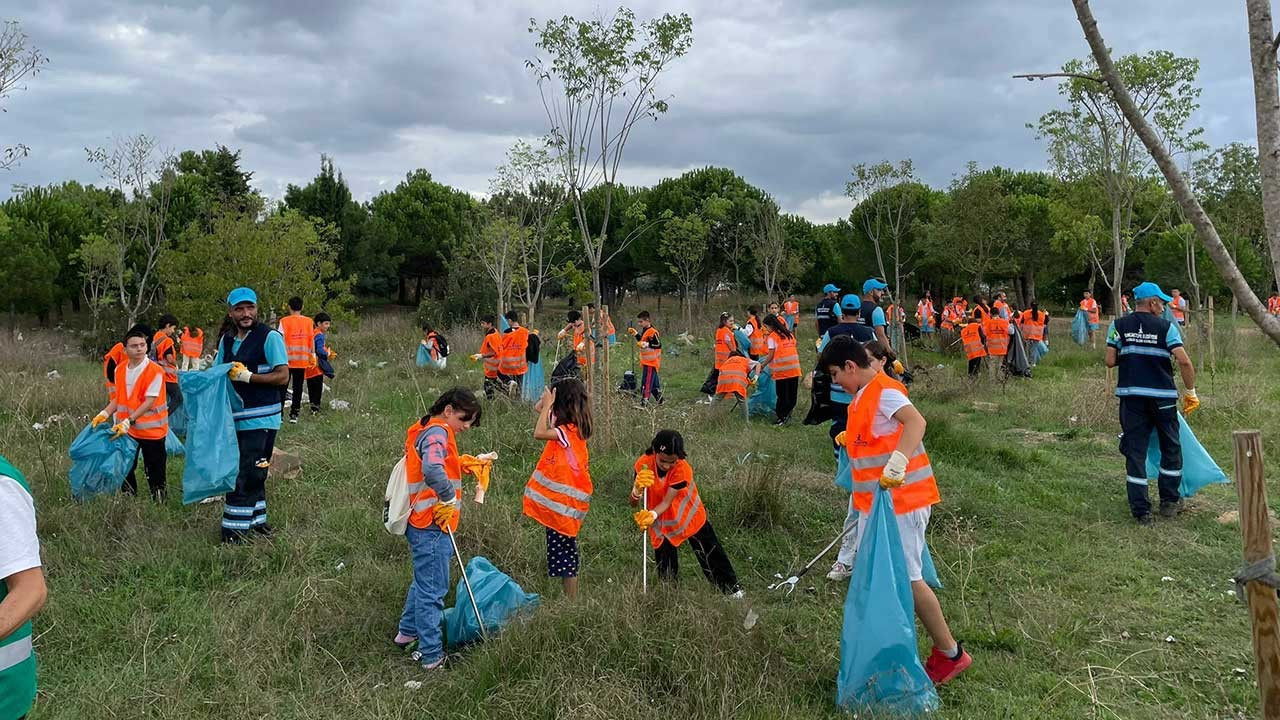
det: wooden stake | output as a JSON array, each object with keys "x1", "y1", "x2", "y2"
[
  {"x1": 1208, "y1": 296, "x2": 1217, "y2": 375},
  {"x1": 1234, "y1": 430, "x2": 1280, "y2": 719}
]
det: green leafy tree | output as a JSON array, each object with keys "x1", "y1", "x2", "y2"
[
  {"x1": 368, "y1": 170, "x2": 478, "y2": 305},
  {"x1": 925, "y1": 163, "x2": 1019, "y2": 288},
  {"x1": 0, "y1": 210, "x2": 59, "y2": 328},
  {"x1": 284, "y1": 155, "x2": 382, "y2": 296},
  {"x1": 489, "y1": 140, "x2": 567, "y2": 322},
  {"x1": 660, "y1": 212, "x2": 710, "y2": 332},
  {"x1": 0, "y1": 21, "x2": 48, "y2": 170}
]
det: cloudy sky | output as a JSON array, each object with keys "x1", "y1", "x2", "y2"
[{"x1": 0, "y1": 1, "x2": 1259, "y2": 222}]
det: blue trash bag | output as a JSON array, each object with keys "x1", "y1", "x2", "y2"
[
  {"x1": 734, "y1": 328, "x2": 752, "y2": 355},
  {"x1": 747, "y1": 365, "x2": 777, "y2": 417},
  {"x1": 522, "y1": 355, "x2": 546, "y2": 402},
  {"x1": 1146, "y1": 412, "x2": 1229, "y2": 498},
  {"x1": 1161, "y1": 304, "x2": 1177, "y2": 323},
  {"x1": 415, "y1": 342, "x2": 432, "y2": 368},
  {"x1": 1030, "y1": 340, "x2": 1050, "y2": 365},
  {"x1": 178, "y1": 363, "x2": 241, "y2": 505},
  {"x1": 168, "y1": 392, "x2": 188, "y2": 437},
  {"x1": 165, "y1": 428, "x2": 185, "y2": 457},
  {"x1": 68, "y1": 424, "x2": 138, "y2": 501},
  {"x1": 833, "y1": 455, "x2": 944, "y2": 590},
  {"x1": 444, "y1": 556, "x2": 540, "y2": 646},
  {"x1": 836, "y1": 487, "x2": 941, "y2": 715},
  {"x1": 1071, "y1": 309, "x2": 1090, "y2": 346}
]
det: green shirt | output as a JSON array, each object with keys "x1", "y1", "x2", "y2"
[{"x1": 0, "y1": 454, "x2": 36, "y2": 720}]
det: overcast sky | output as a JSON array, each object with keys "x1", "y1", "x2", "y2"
[{"x1": 0, "y1": 1, "x2": 1259, "y2": 223}]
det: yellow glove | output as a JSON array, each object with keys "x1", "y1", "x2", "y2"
[
  {"x1": 1183, "y1": 388, "x2": 1200, "y2": 416},
  {"x1": 433, "y1": 500, "x2": 457, "y2": 526},
  {"x1": 834, "y1": 431, "x2": 846, "y2": 447},
  {"x1": 880, "y1": 450, "x2": 908, "y2": 489},
  {"x1": 110, "y1": 418, "x2": 131, "y2": 439},
  {"x1": 634, "y1": 509, "x2": 657, "y2": 530},
  {"x1": 228, "y1": 362, "x2": 253, "y2": 383},
  {"x1": 327, "y1": 349, "x2": 336, "y2": 360},
  {"x1": 893, "y1": 359, "x2": 905, "y2": 375},
  {"x1": 576, "y1": 341, "x2": 585, "y2": 351},
  {"x1": 633, "y1": 466, "x2": 656, "y2": 494},
  {"x1": 91, "y1": 412, "x2": 110, "y2": 429},
  {"x1": 627, "y1": 327, "x2": 638, "y2": 336},
  {"x1": 470, "y1": 353, "x2": 483, "y2": 361}
]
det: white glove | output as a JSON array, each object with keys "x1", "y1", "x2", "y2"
[
  {"x1": 477, "y1": 451, "x2": 498, "y2": 462},
  {"x1": 228, "y1": 361, "x2": 253, "y2": 383},
  {"x1": 1184, "y1": 388, "x2": 1198, "y2": 401},
  {"x1": 576, "y1": 341, "x2": 585, "y2": 351},
  {"x1": 884, "y1": 451, "x2": 908, "y2": 481}
]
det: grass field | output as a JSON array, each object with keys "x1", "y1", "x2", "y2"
[{"x1": 2, "y1": 302, "x2": 1276, "y2": 719}]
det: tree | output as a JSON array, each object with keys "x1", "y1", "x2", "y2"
[
  {"x1": 284, "y1": 155, "x2": 382, "y2": 295},
  {"x1": 528, "y1": 7, "x2": 693, "y2": 323},
  {"x1": 86, "y1": 134, "x2": 177, "y2": 327},
  {"x1": 0, "y1": 21, "x2": 48, "y2": 170},
  {"x1": 1028, "y1": 49, "x2": 1203, "y2": 312},
  {"x1": 660, "y1": 212, "x2": 709, "y2": 332},
  {"x1": 71, "y1": 233, "x2": 120, "y2": 335},
  {"x1": 925, "y1": 163, "x2": 1019, "y2": 287},
  {"x1": 1194, "y1": 142, "x2": 1267, "y2": 305},
  {"x1": 471, "y1": 213, "x2": 528, "y2": 317},
  {"x1": 368, "y1": 170, "x2": 478, "y2": 305},
  {"x1": 490, "y1": 140, "x2": 567, "y2": 323},
  {"x1": 0, "y1": 210, "x2": 58, "y2": 329},
  {"x1": 752, "y1": 197, "x2": 792, "y2": 299}
]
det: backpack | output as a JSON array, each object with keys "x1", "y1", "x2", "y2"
[
  {"x1": 435, "y1": 333, "x2": 451, "y2": 358},
  {"x1": 525, "y1": 333, "x2": 542, "y2": 363},
  {"x1": 383, "y1": 455, "x2": 410, "y2": 535}
]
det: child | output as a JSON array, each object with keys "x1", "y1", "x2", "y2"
[
  {"x1": 960, "y1": 319, "x2": 987, "y2": 378},
  {"x1": 394, "y1": 388, "x2": 482, "y2": 671},
  {"x1": 761, "y1": 314, "x2": 801, "y2": 425},
  {"x1": 744, "y1": 306, "x2": 767, "y2": 360},
  {"x1": 630, "y1": 429, "x2": 742, "y2": 596},
  {"x1": 524, "y1": 379, "x2": 593, "y2": 599},
  {"x1": 820, "y1": 335, "x2": 972, "y2": 685},
  {"x1": 304, "y1": 313, "x2": 334, "y2": 414},
  {"x1": 783, "y1": 295, "x2": 800, "y2": 333},
  {"x1": 631, "y1": 311, "x2": 662, "y2": 404},
  {"x1": 417, "y1": 324, "x2": 447, "y2": 370},
  {"x1": 472, "y1": 315, "x2": 504, "y2": 398},
  {"x1": 767, "y1": 301, "x2": 782, "y2": 320},
  {"x1": 152, "y1": 313, "x2": 180, "y2": 403},
  {"x1": 828, "y1": 342, "x2": 890, "y2": 580},
  {"x1": 558, "y1": 311, "x2": 589, "y2": 368},
  {"x1": 500, "y1": 310, "x2": 531, "y2": 393},
  {"x1": 180, "y1": 325, "x2": 204, "y2": 371},
  {"x1": 714, "y1": 349, "x2": 756, "y2": 402},
  {"x1": 92, "y1": 325, "x2": 170, "y2": 502}
]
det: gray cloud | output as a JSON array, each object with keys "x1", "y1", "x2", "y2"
[{"x1": 1, "y1": 1, "x2": 1262, "y2": 223}]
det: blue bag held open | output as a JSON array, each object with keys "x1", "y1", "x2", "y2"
[
  {"x1": 1146, "y1": 412, "x2": 1229, "y2": 498},
  {"x1": 165, "y1": 428, "x2": 185, "y2": 457},
  {"x1": 747, "y1": 365, "x2": 777, "y2": 418},
  {"x1": 1071, "y1": 309, "x2": 1090, "y2": 346},
  {"x1": 178, "y1": 363, "x2": 241, "y2": 504},
  {"x1": 68, "y1": 424, "x2": 138, "y2": 501},
  {"x1": 444, "y1": 556, "x2": 540, "y2": 647}
]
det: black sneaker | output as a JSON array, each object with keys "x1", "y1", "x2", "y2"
[
  {"x1": 1135, "y1": 514, "x2": 1155, "y2": 527},
  {"x1": 1159, "y1": 500, "x2": 1183, "y2": 518},
  {"x1": 252, "y1": 523, "x2": 275, "y2": 538},
  {"x1": 288, "y1": 415, "x2": 299, "y2": 424},
  {"x1": 772, "y1": 418, "x2": 787, "y2": 426}
]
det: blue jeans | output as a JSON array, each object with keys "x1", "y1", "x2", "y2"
[{"x1": 397, "y1": 524, "x2": 453, "y2": 661}]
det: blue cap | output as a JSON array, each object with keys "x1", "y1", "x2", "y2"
[
  {"x1": 227, "y1": 287, "x2": 258, "y2": 306},
  {"x1": 822, "y1": 283, "x2": 840, "y2": 294},
  {"x1": 840, "y1": 294, "x2": 861, "y2": 311},
  {"x1": 862, "y1": 278, "x2": 889, "y2": 294},
  {"x1": 1132, "y1": 282, "x2": 1172, "y2": 302}
]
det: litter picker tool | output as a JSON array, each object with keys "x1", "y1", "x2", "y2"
[
  {"x1": 768, "y1": 522, "x2": 857, "y2": 595},
  {"x1": 641, "y1": 487, "x2": 648, "y2": 593},
  {"x1": 444, "y1": 525, "x2": 488, "y2": 642}
]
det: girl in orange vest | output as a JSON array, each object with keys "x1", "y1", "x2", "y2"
[
  {"x1": 394, "y1": 388, "x2": 482, "y2": 671},
  {"x1": 630, "y1": 429, "x2": 742, "y2": 595},
  {"x1": 179, "y1": 325, "x2": 204, "y2": 371},
  {"x1": 557, "y1": 310, "x2": 590, "y2": 368},
  {"x1": 91, "y1": 326, "x2": 171, "y2": 501},
  {"x1": 745, "y1": 306, "x2": 767, "y2": 359},
  {"x1": 819, "y1": 335, "x2": 972, "y2": 686},
  {"x1": 762, "y1": 314, "x2": 802, "y2": 425},
  {"x1": 524, "y1": 379, "x2": 594, "y2": 599}
]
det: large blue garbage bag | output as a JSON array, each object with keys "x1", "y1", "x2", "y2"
[
  {"x1": 415, "y1": 342, "x2": 432, "y2": 368},
  {"x1": 734, "y1": 328, "x2": 751, "y2": 355},
  {"x1": 1030, "y1": 340, "x2": 1050, "y2": 365},
  {"x1": 837, "y1": 487, "x2": 941, "y2": 714},
  {"x1": 178, "y1": 363, "x2": 241, "y2": 505},
  {"x1": 165, "y1": 428, "x2": 185, "y2": 457},
  {"x1": 444, "y1": 556, "x2": 540, "y2": 646},
  {"x1": 68, "y1": 424, "x2": 138, "y2": 501},
  {"x1": 747, "y1": 365, "x2": 777, "y2": 417},
  {"x1": 832, "y1": 455, "x2": 942, "y2": 589},
  {"x1": 1071, "y1": 309, "x2": 1090, "y2": 346},
  {"x1": 1146, "y1": 412, "x2": 1228, "y2": 498},
  {"x1": 522, "y1": 355, "x2": 546, "y2": 402},
  {"x1": 168, "y1": 393, "x2": 188, "y2": 437}
]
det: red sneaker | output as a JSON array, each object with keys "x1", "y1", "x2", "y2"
[{"x1": 924, "y1": 644, "x2": 972, "y2": 685}]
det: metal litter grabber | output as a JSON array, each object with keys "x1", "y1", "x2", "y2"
[
  {"x1": 768, "y1": 522, "x2": 857, "y2": 595},
  {"x1": 444, "y1": 525, "x2": 488, "y2": 642}
]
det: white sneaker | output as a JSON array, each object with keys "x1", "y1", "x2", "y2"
[
  {"x1": 728, "y1": 588, "x2": 746, "y2": 600},
  {"x1": 826, "y1": 561, "x2": 852, "y2": 581}
]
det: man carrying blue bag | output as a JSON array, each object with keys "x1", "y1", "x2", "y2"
[{"x1": 215, "y1": 288, "x2": 290, "y2": 543}]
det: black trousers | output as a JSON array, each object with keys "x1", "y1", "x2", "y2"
[
  {"x1": 775, "y1": 376, "x2": 799, "y2": 421},
  {"x1": 654, "y1": 521, "x2": 739, "y2": 592},
  {"x1": 286, "y1": 368, "x2": 306, "y2": 417},
  {"x1": 123, "y1": 437, "x2": 167, "y2": 501},
  {"x1": 483, "y1": 375, "x2": 502, "y2": 399},
  {"x1": 1119, "y1": 397, "x2": 1182, "y2": 517},
  {"x1": 223, "y1": 429, "x2": 277, "y2": 541},
  {"x1": 968, "y1": 357, "x2": 983, "y2": 376},
  {"x1": 306, "y1": 375, "x2": 324, "y2": 410}
]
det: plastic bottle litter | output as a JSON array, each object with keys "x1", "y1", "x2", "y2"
[{"x1": 330, "y1": 399, "x2": 351, "y2": 411}]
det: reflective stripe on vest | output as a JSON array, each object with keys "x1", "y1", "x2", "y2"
[
  {"x1": 639, "y1": 328, "x2": 661, "y2": 369},
  {"x1": 984, "y1": 320, "x2": 1009, "y2": 356},
  {"x1": 523, "y1": 424, "x2": 592, "y2": 537},
  {"x1": 960, "y1": 324, "x2": 986, "y2": 359},
  {"x1": 0, "y1": 635, "x2": 32, "y2": 673},
  {"x1": 847, "y1": 373, "x2": 939, "y2": 515},
  {"x1": 716, "y1": 358, "x2": 749, "y2": 397},
  {"x1": 747, "y1": 318, "x2": 766, "y2": 356},
  {"x1": 114, "y1": 361, "x2": 169, "y2": 440},
  {"x1": 770, "y1": 336, "x2": 801, "y2": 379},
  {"x1": 404, "y1": 419, "x2": 462, "y2": 531},
  {"x1": 500, "y1": 328, "x2": 529, "y2": 376},
  {"x1": 714, "y1": 328, "x2": 734, "y2": 369},
  {"x1": 180, "y1": 330, "x2": 203, "y2": 356},
  {"x1": 280, "y1": 315, "x2": 315, "y2": 367}
]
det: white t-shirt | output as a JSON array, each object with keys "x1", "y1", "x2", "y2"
[
  {"x1": 124, "y1": 359, "x2": 163, "y2": 398},
  {"x1": 766, "y1": 336, "x2": 778, "y2": 351},
  {"x1": 853, "y1": 385, "x2": 912, "y2": 436},
  {"x1": 0, "y1": 474, "x2": 41, "y2": 580}
]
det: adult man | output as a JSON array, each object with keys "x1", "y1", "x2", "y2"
[
  {"x1": 991, "y1": 292, "x2": 1010, "y2": 320},
  {"x1": 500, "y1": 310, "x2": 530, "y2": 393},
  {"x1": 0, "y1": 453, "x2": 46, "y2": 720},
  {"x1": 1105, "y1": 282, "x2": 1198, "y2": 526},
  {"x1": 1169, "y1": 289, "x2": 1189, "y2": 327},
  {"x1": 1080, "y1": 291, "x2": 1101, "y2": 349},
  {"x1": 218, "y1": 287, "x2": 290, "y2": 542},
  {"x1": 278, "y1": 296, "x2": 315, "y2": 424},
  {"x1": 857, "y1": 279, "x2": 891, "y2": 347},
  {"x1": 815, "y1": 284, "x2": 842, "y2": 336}
]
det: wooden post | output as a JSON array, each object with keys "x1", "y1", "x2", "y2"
[
  {"x1": 1208, "y1": 296, "x2": 1217, "y2": 375},
  {"x1": 1234, "y1": 430, "x2": 1280, "y2": 718}
]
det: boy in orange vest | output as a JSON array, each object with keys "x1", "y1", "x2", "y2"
[
  {"x1": 631, "y1": 311, "x2": 663, "y2": 405},
  {"x1": 393, "y1": 388, "x2": 482, "y2": 671},
  {"x1": 820, "y1": 335, "x2": 972, "y2": 686},
  {"x1": 630, "y1": 429, "x2": 742, "y2": 595},
  {"x1": 92, "y1": 326, "x2": 171, "y2": 502},
  {"x1": 472, "y1": 315, "x2": 504, "y2": 398},
  {"x1": 278, "y1": 297, "x2": 315, "y2": 424}
]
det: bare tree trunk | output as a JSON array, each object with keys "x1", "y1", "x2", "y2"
[
  {"x1": 1247, "y1": 0, "x2": 1280, "y2": 293},
  {"x1": 1073, "y1": 0, "x2": 1280, "y2": 344}
]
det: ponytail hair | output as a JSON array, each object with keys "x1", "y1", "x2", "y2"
[{"x1": 763, "y1": 313, "x2": 792, "y2": 339}]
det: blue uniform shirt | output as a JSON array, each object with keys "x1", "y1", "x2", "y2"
[
  {"x1": 1107, "y1": 312, "x2": 1183, "y2": 399},
  {"x1": 215, "y1": 330, "x2": 288, "y2": 430}
]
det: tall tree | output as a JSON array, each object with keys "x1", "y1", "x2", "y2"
[
  {"x1": 490, "y1": 140, "x2": 567, "y2": 323},
  {"x1": 284, "y1": 155, "x2": 380, "y2": 294},
  {"x1": 0, "y1": 21, "x2": 48, "y2": 170},
  {"x1": 752, "y1": 197, "x2": 792, "y2": 299},
  {"x1": 368, "y1": 170, "x2": 478, "y2": 305},
  {"x1": 660, "y1": 212, "x2": 710, "y2": 333},
  {"x1": 0, "y1": 209, "x2": 59, "y2": 329},
  {"x1": 925, "y1": 163, "x2": 1019, "y2": 287},
  {"x1": 470, "y1": 212, "x2": 528, "y2": 317}
]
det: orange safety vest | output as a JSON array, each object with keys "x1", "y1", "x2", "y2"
[
  {"x1": 103, "y1": 342, "x2": 126, "y2": 389},
  {"x1": 113, "y1": 359, "x2": 169, "y2": 441},
  {"x1": 1019, "y1": 310, "x2": 1047, "y2": 342},
  {"x1": 846, "y1": 373, "x2": 939, "y2": 515},
  {"x1": 479, "y1": 329, "x2": 503, "y2": 378},
  {"x1": 917, "y1": 300, "x2": 934, "y2": 328},
  {"x1": 941, "y1": 304, "x2": 960, "y2": 331},
  {"x1": 770, "y1": 335, "x2": 802, "y2": 380},
  {"x1": 747, "y1": 316, "x2": 767, "y2": 357},
  {"x1": 716, "y1": 355, "x2": 750, "y2": 398},
  {"x1": 304, "y1": 329, "x2": 328, "y2": 380},
  {"x1": 1269, "y1": 296, "x2": 1280, "y2": 316},
  {"x1": 634, "y1": 455, "x2": 706, "y2": 548},
  {"x1": 992, "y1": 300, "x2": 1008, "y2": 318},
  {"x1": 500, "y1": 326, "x2": 529, "y2": 376},
  {"x1": 523, "y1": 423, "x2": 592, "y2": 538},
  {"x1": 180, "y1": 327, "x2": 203, "y2": 358},
  {"x1": 714, "y1": 326, "x2": 735, "y2": 369},
  {"x1": 638, "y1": 327, "x2": 661, "y2": 370},
  {"x1": 152, "y1": 330, "x2": 178, "y2": 383},
  {"x1": 960, "y1": 323, "x2": 986, "y2": 360},
  {"x1": 573, "y1": 327, "x2": 589, "y2": 367},
  {"x1": 784, "y1": 300, "x2": 800, "y2": 317},
  {"x1": 404, "y1": 418, "x2": 463, "y2": 532},
  {"x1": 279, "y1": 314, "x2": 316, "y2": 368},
  {"x1": 983, "y1": 317, "x2": 1010, "y2": 356},
  {"x1": 1170, "y1": 297, "x2": 1187, "y2": 322},
  {"x1": 1080, "y1": 298, "x2": 1100, "y2": 325}
]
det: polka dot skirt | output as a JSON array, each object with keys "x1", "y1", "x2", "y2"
[{"x1": 546, "y1": 527, "x2": 579, "y2": 578}]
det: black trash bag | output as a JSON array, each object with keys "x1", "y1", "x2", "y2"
[
  {"x1": 698, "y1": 368, "x2": 719, "y2": 396},
  {"x1": 618, "y1": 370, "x2": 637, "y2": 394},
  {"x1": 550, "y1": 354, "x2": 580, "y2": 384},
  {"x1": 803, "y1": 370, "x2": 839, "y2": 425}
]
